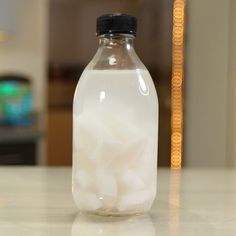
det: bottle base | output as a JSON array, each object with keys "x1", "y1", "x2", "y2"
[
  {"x1": 77, "y1": 200, "x2": 153, "y2": 217},
  {"x1": 81, "y1": 209, "x2": 148, "y2": 217}
]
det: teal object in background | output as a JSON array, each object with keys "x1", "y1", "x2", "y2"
[{"x1": 0, "y1": 75, "x2": 33, "y2": 126}]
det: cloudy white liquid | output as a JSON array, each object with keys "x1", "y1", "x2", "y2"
[{"x1": 73, "y1": 69, "x2": 158, "y2": 215}]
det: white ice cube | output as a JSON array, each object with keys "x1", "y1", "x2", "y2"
[
  {"x1": 75, "y1": 169, "x2": 93, "y2": 189},
  {"x1": 95, "y1": 140, "x2": 124, "y2": 169},
  {"x1": 119, "y1": 169, "x2": 145, "y2": 192},
  {"x1": 105, "y1": 137, "x2": 146, "y2": 175},
  {"x1": 105, "y1": 114, "x2": 140, "y2": 142},
  {"x1": 96, "y1": 169, "x2": 117, "y2": 197},
  {"x1": 73, "y1": 189, "x2": 102, "y2": 211},
  {"x1": 74, "y1": 113, "x2": 113, "y2": 161},
  {"x1": 132, "y1": 138, "x2": 157, "y2": 183},
  {"x1": 117, "y1": 185, "x2": 156, "y2": 211}
]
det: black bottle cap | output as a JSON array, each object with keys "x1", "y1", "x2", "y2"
[{"x1": 96, "y1": 13, "x2": 137, "y2": 36}]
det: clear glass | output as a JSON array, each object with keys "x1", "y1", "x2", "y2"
[{"x1": 72, "y1": 33, "x2": 159, "y2": 216}]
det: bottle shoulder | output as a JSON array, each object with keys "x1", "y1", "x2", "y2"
[
  {"x1": 73, "y1": 69, "x2": 158, "y2": 123},
  {"x1": 75, "y1": 69, "x2": 158, "y2": 101},
  {"x1": 86, "y1": 46, "x2": 147, "y2": 70}
]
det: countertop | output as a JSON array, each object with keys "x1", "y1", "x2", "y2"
[{"x1": 0, "y1": 168, "x2": 236, "y2": 235}]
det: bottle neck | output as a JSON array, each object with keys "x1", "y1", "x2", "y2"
[
  {"x1": 98, "y1": 34, "x2": 135, "y2": 50},
  {"x1": 88, "y1": 33, "x2": 145, "y2": 70}
]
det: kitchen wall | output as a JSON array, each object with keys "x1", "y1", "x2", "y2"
[
  {"x1": 49, "y1": 0, "x2": 172, "y2": 68},
  {"x1": 49, "y1": 1, "x2": 78, "y2": 64},
  {"x1": 49, "y1": 0, "x2": 133, "y2": 65},
  {"x1": 185, "y1": 0, "x2": 230, "y2": 167},
  {"x1": 227, "y1": 0, "x2": 236, "y2": 167},
  {"x1": 0, "y1": 0, "x2": 48, "y2": 165},
  {"x1": 0, "y1": 0, "x2": 48, "y2": 113}
]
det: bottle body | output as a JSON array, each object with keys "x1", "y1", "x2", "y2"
[{"x1": 72, "y1": 33, "x2": 158, "y2": 216}]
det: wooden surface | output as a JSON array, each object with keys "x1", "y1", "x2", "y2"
[{"x1": 47, "y1": 108, "x2": 72, "y2": 165}]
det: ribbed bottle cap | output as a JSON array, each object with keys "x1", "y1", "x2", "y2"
[{"x1": 96, "y1": 13, "x2": 137, "y2": 36}]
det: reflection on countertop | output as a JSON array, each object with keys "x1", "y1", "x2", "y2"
[
  {"x1": 0, "y1": 168, "x2": 236, "y2": 235},
  {"x1": 72, "y1": 213, "x2": 155, "y2": 236}
]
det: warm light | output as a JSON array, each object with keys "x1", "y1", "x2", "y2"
[
  {"x1": 0, "y1": 31, "x2": 9, "y2": 42},
  {"x1": 171, "y1": 0, "x2": 185, "y2": 169}
]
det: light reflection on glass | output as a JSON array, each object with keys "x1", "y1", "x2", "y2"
[
  {"x1": 71, "y1": 213, "x2": 156, "y2": 236},
  {"x1": 137, "y1": 69, "x2": 149, "y2": 96},
  {"x1": 108, "y1": 55, "x2": 117, "y2": 65},
  {"x1": 99, "y1": 91, "x2": 106, "y2": 102}
]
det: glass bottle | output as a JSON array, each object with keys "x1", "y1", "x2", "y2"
[{"x1": 72, "y1": 14, "x2": 159, "y2": 216}]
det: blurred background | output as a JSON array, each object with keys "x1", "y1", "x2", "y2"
[{"x1": 0, "y1": 0, "x2": 235, "y2": 168}]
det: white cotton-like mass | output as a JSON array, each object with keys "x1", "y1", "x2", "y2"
[
  {"x1": 72, "y1": 70, "x2": 158, "y2": 214},
  {"x1": 73, "y1": 110, "x2": 156, "y2": 212}
]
